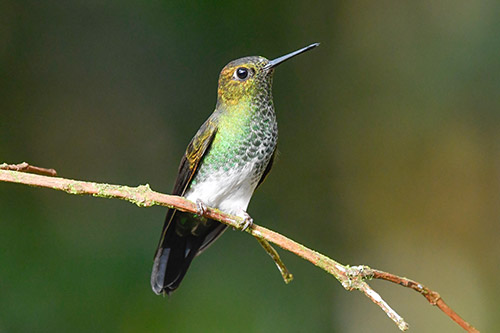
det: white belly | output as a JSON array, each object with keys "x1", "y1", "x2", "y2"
[{"x1": 184, "y1": 163, "x2": 257, "y2": 217}]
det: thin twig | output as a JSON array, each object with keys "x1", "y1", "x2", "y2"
[
  {"x1": 0, "y1": 165, "x2": 479, "y2": 332},
  {"x1": 368, "y1": 269, "x2": 479, "y2": 333},
  {"x1": 360, "y1": 283, "x2": 408, "y2": 331},
  {"x1": 255, "y1": 236, "x2": 293, "y2": 283},
  {"x1": 0, "y1": 162, "x2": 57, "y2": 176}
]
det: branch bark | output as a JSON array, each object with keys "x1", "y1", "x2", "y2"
[{"x1": 0, "y1": 164, "x2": 479, "y2": 332}]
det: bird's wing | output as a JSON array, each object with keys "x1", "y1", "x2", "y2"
[
  {"x1": 156, "y1": 115, "x2": 218, "y2": 245},
  {"x1": 171, "y1": 116, "x2": 219, "y2": 196},
  {"x1": 256, "y1": 148, "x2": 277, "y2": 188}
]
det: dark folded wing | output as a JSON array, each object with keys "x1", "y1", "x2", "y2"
[{"x1": 155, "y1": 115, "x2": 219, "y2": 248}]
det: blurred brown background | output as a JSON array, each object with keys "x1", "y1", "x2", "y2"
[{"x1": 1, "y1": 1, "x2": 499, "y2": 332}]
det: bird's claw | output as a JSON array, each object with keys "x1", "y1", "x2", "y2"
[
  {"x1": 240, "y1": 211, "x2": 253, "y2": 231},
  {"x1": 195, "y1": 199, "x2": 207, "y2": 216}
]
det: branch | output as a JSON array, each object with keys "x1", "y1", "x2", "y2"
[{"x1": 0, "y1": 165, "x2": 479, "y2": 332}]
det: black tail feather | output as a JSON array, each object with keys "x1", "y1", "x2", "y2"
[
  {"x1": 151, "y1": 205, "x2": 228, "y2": 295},
  {"x1": 151, "y1": 223, "x2": 203, "y2": 295}
]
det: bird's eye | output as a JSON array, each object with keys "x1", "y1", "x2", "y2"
[{"x1": 235, "y1": 67, "x2": 249, "y2": 80}]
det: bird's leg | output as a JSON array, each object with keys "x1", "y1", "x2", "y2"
[
  {"x1": 239, "y1": 210, "x2": 254, "y2": 231},
  {"x1": 195, "y1": 199, "x2": 208, "y2": 217}
]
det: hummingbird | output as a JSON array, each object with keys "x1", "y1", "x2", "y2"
[{"x1": 151, "y1": 43, "x2": 319, "y2": 295}]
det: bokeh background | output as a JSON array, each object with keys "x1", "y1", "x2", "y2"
[{"x1": 1, "y1": 1, "x2": 499, "y2": 332}]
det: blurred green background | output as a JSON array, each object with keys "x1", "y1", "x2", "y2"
[{"x1": 1, "y1": 1, "x2": 499, "y2": 332}]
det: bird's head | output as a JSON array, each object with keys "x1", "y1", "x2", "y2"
[{"x1": 216, "y1": 43, "x2": 319, "y2": 107}]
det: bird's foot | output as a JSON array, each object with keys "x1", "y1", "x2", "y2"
[
  {"x1": 195, "y1": 199, "x2": 208, "y2": 217},
  {"x1": 239, "y1": 211, "x2": 254, "y2": 231}
]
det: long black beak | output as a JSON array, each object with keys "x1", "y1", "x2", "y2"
[{"x1": 264, "y1": 43, "x2": 320, "y2": 70}]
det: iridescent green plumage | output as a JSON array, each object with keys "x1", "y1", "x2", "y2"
[{"x1": 151, "y1": 43, "x2": 319, "y2": 295}]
